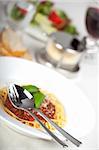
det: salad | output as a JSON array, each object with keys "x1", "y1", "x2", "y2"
[{"x1": 30, "y1": 0, "x2": 78, "y2": 35}]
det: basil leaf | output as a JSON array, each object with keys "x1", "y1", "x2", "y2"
[
  {"x1": 22, "y1": 85, "x2": 39, "y2": 93},
  {"x1": 33, "y1": 91, "x2": 45, "y2": 108}
]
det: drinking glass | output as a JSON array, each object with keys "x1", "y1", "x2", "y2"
[{"x1": 85, "y1": 1, "x2": 99, "y2": 60}]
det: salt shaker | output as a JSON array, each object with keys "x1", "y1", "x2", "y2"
[{"x1": 46, "y1": 31, "x2": 86, "y2": 72}]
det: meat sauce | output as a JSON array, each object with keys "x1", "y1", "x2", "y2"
[{"x1": 4, "y1": 97, "x2": 55, "y2": 122}]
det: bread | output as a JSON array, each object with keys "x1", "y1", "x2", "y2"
[
  {"x1": 0, "y1": 28, "x2": 33, "y2": 60},
  {"x1": 22, "y1": 52, "x2": 33, "y2": 60},
  {"x1": 0, "y1": 43, "x2": 12, "y2": 56},
  {"x1": 1, "y1": 28, "x2": 26, "y2": 57}
]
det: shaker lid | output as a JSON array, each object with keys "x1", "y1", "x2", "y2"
[
  {"x1": 50, "y1": 31, "x2": 85, "y2": 52},
  {"x1": 50, "y1": 31, "x2": 73, "y2": 49}
]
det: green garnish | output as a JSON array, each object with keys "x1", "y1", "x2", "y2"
[
  {"x1": 64, "y1": 25, "x2": 78, "y2": 35},
  {"x1": 33, "y1": 91, "x2": 45, "y2": 108},
  {"x1": 11, "y1": 5, "x2": 25, "y2": 21},
  {"x1": 36, "y1": 1, "x2": 53, "y2": 16},
  {"x1": 56, "y1": 10, "x2": 68, "y2": 19},
  {"x1": 22, "y1": 85, "x2": 39, "y2": 93},
  {"x1": 22, "y1": 85, "x2": 45, "y2": 108},
  {"x1": 30, "y1": 20, "x2": 39, "y2": 26}
]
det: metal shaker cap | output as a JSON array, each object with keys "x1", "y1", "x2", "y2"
[
  {"x1": 50, "y1": 31, "x2": 73, "y2": 50},
  {"x1": 50, "y1": 31, "x2": 86, "y2": 52}
]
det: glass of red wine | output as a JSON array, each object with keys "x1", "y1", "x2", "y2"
[
  {"x1": 86, "y1": 7, "x2": 99, "y2": 39},
  {"x1": 85, "y1": 4, "x2": 99, "y2": 58}
]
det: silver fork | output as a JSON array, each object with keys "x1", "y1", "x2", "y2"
[
  {"x1": 8, "y1": 84, "x2": 82, "y2": 147},
  {"x1": 8, "y1": 84, "x2": 68, "y2": 147}
]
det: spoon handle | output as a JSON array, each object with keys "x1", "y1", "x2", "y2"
[
  {"x1": 27, "y1": 110, "x2": 68, "y2": 148},
  {"x1": 35, "y1": 109, "x2": 82, "y2": 147}
]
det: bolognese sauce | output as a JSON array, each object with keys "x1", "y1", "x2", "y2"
[{"x1": 4, "y1": 97, "x2": 56, "y2": 122}]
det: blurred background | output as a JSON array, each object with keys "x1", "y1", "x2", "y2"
[{"x1": 0, "y1": 0, "x2": 99, "y2": 77}]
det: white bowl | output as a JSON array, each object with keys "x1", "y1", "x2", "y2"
[{"x1": 0, "y1": 56, "x2": 95, "y2": 140}]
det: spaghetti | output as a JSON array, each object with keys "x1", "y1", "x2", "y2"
[{"x1": 0, "y1": 87, "x2": 66, "y2": 131}]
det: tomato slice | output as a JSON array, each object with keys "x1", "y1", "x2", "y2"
[{"x1": 48, "y1": 10, "x2": 64, "y2": 25}]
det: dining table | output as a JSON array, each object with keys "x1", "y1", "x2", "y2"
[{"x1": 0, "y1": 0, "x2": 98, "y2": 150}]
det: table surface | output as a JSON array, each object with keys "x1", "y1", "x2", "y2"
[{"x1": 0, "y1": 1, "x2": 98, "y2": 150}]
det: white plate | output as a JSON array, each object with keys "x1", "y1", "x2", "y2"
[{"x1": 0, "y1": 57, "x2": 95, "y2": 140}]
